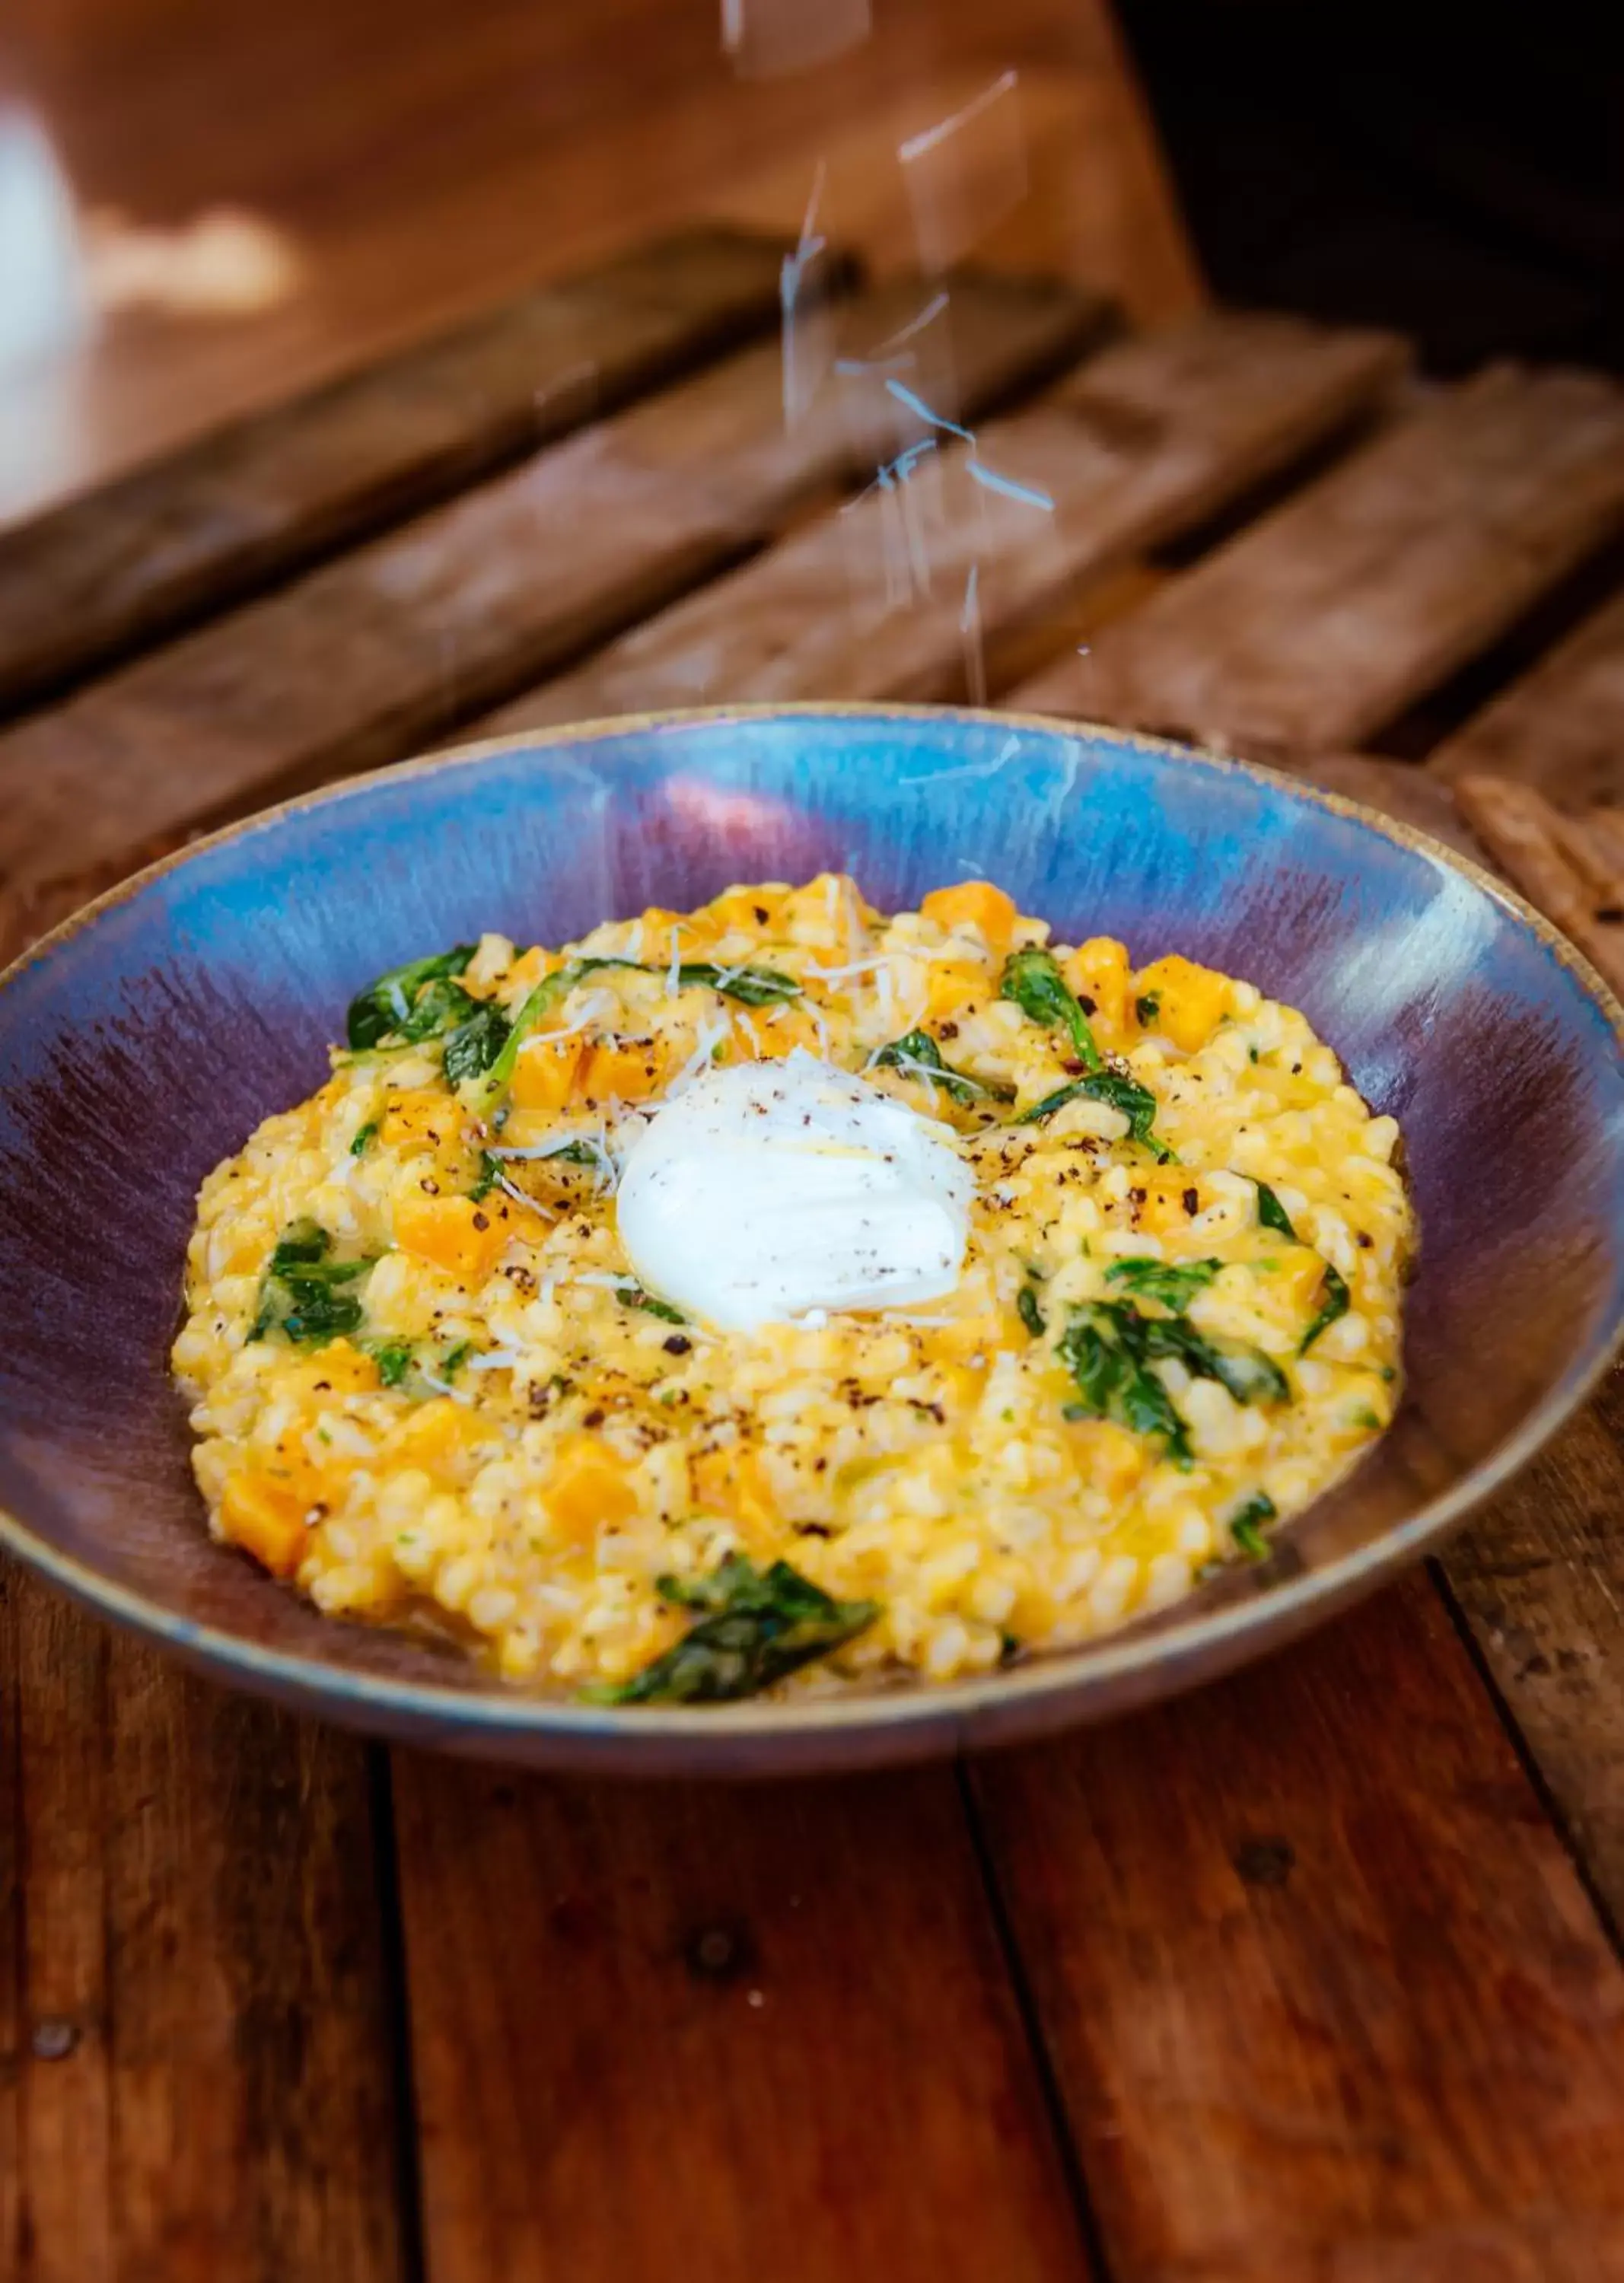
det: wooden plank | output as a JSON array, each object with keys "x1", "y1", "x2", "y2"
[
  {"x1": 474, "y1": 311, "x2": 1405, "y2": 733},
  {"x1": 1443, "y1": 1375, "x2": 1624, "y2": 1939},
  {"x1": 0, "y1": 1567, "x2": 407, "y2": 2282},
  {"x1": 1430, "y1": 586, "x2": 1624, "y2": 808},
  {"x1": 0, "y1": 228, "x2": 801, "y2": 720},
  {"x1": 394, "y1": 1757, "x2": 1095, "y2": 2283},
  {"x1": 0, "y1": 270, "x2": 1107, "y2": 898},
  {"x1": 971, "y1": 1575, "x2": 1624, "y2": 2281},
  {"x1": 1008, "y1": 365, "x2": 1624, "y2": 756},
  {"x1": 1452, "y1": 775, "x2": 1624, "y2": 996}
]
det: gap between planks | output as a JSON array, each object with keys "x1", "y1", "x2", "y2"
[{"x1": 1007, "y1": 361, "x2": 1624, "y2": 756}]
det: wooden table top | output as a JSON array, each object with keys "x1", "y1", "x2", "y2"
[{"x1": 3, "y1": 200, "x2": 1624, "y2": 2283}]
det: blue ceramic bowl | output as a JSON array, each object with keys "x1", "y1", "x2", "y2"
[{"x1": 2, "y1": 706, "x2": 1622, "y2": 1775}]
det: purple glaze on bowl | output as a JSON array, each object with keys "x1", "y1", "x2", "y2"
[{"x1": 0, "y1": 705, "x2": 1619, "y2": 1775}]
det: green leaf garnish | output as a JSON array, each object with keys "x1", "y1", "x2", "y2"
[
  {"x1": 1255, "y1": 1181, "x2": 1297, "y2": 1240},
  {"x1": 1135, "y1": 992, "x2": 1161, "y2": 1027},
  {"x1": 346, "y1": 946, "x2": 476, "y2": 1050},
  {"x1": 1017, "y1": 1283, "x2": 1046, "y2": 1337},
  {"x1": 1016, "y1": 1070, "x2": 1176, "y2": 1161},
  {"x1": 367, "y1": 1339, "x2": 415, "y2": 1387},
  {"x1": 675, "y1": 960, "x2": 801, "y2": 1007},
  {"x1": 999, "y1": 947, "x2": 1103, "y2": 1071},
  {"x1": 1301, "y1": 1262, "x2": 1352, "y2": 1354},
  {"x1": 617, "y1": 1285, "x2": 687, "y2": 1326},
  {"x1": 443, "y1": 1000, "x2": 512, "y2": 1087},
  {"x1": 1104, "y1": 1256, "x2": 1221, "y2": 1312},
  {"x1": 349, "y1": 1120, "x2": 379, "y2": 1157},
  {"x1": 250, "y1": 1222, "x2": 373, "y2": 1345},
  {"x1": 582, "y1": 1552, "x2": 878, "y2": 1705},
  {"x1": 1228, "y1": 1492, "x2": 1277, "y2": 1560},
  {"x1": 872, "y1": 1030, "x2": 1014, "y2": 1107},
  {"x1": 1059, "y1": 1304, "x2": 1193, "y2": 1466}
]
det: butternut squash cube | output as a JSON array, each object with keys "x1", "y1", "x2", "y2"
[
  {"x1": 394, "y1": 1192, "x2": 515, "y2": 1284},
  {"x1": 510, "y1": 1033, "x2": 583, "y2": 1113},
  {"x1": 1132, "y1": 954, "x2": 1232, "y2": 1053},
  {"x1": 546, "y1": 1434, "x2": 639, "y2": 1543},
  {"x1": 220, "y1": 1470, "x2": 308, "y2": 1578},
  {"x1": 1064, "y1": 937, "x2": 1131, "y2": 1043},
  {"x1": 921, "y1": 880, "x2": 1018, "y2": 951}
]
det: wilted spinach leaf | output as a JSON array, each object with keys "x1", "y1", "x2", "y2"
[
  {"x1": 1016, "y1": 1070, "x2": 1176, "y2": 1161},
  {"x1": 1228, "y1": 1492, "x2": 1278, "y2": 1560},
  {"x1": 345, "y1": 945, "x2": 476, "y2": 1050},
  {"x1": 582, "y1": 1553, "x2": 878, "y2": 1704},
  {"x1": 872, "y1": 1029, "x2": 1014, "y2": 1107},
  {"x1": 250, "y1": 1222, "x2": 372, "y2": 1345},
  {"x1": 1301, "y1": 1262, "x2": 1351, "y2": 1353},
  {"x1": 1255, "y1": 1181, "x2": 1297, "y2": 1240},
  {"x1": 1105, "y1": 1256, "x2": 1221, "y2": 1312},
  {"x1": 998, "y1": 947, "x2": 1103, "y2": 1071},
  {"x1": 443, "y1": 1000, "x2": 511, "y2": 1087}
]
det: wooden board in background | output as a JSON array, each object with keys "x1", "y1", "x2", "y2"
[
  {"x1": 0, "y1": 269, "x2": 1107, "y2": 897},
  {"x1": 1430, "y1": 587, "x2": 1624, "y2": 810},
  {"x1": 393, "y1": 1758, "x2": 1095, "y2": 2283},
  {"x1": 1008, "y1": 365, "x2": 1624, "y2": 754},
  {"x1": 0, "y1": 228, "x2": 802, "y2": 721},
  {"x1": 477, "y1": 312, "x2": 1404, "y2": 733},
  {"x1": 971, "y1": 1575, "x2": 1624, "y2": 2281},
  {"x1": 0, "y1": 1571, "x2": 406, "y2": 2283}
]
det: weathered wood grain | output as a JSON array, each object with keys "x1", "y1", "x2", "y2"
[
  {"x1": 1429, "y1": 586, "x2": 1624, "y2": 810},
  {"x1": 476, "y1": 311, "x2": 1403, "y2": 731},
  {"x1": 1008, "y1": 365, "x2": 1624, "y2": 755},
  {"x1": 972, "y1": 1575, "x2": 1624, "y2": 2282},
  {"x1": 0, "y1": 270, "x2": 1106, "y2": 897},
  {"x1": 0, "y1": 1567, "x2": 406, "y2": 2282},
  {"x1": 394, "y1": 1756, "x2": 1094, "y2": 2283},
  {"x1": 0, "y1": 228, "x2": 802, "y2": 718},
  {"x1": 1442, "y1": 1373, "x2": 1624, "y2": 1940},
  {"x1": 1453, "y1": 774, "x2": 1624, "y2": 996}
]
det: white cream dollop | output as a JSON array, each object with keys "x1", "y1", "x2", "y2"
[{"x1": 615, "y1": 1051, "x2": 973, "y2": 1332}]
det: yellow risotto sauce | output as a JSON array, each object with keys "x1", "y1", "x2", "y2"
[{"x1": 172, "y1": 874, "x2": 1412, "y2": 1702}]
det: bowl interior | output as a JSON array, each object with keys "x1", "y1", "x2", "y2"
[{"x1": 1, "y1": 708, "x2": 1620, "y2": 1768}]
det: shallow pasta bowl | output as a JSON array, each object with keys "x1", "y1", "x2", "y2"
[{"x1": 2, "y1": 705, "x2": 1622, "y2": 1775}]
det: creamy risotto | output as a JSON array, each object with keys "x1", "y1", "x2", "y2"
[{"x1": 172, "y1": 875, "x2": 1412, "y2": 1702}]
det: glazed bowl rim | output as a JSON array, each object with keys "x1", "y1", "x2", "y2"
[{"x1": 2, "y1": 700, "x2": 1620, "y2": 1743}]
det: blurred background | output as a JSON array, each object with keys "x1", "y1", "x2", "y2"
[
  {"x1": 4, "y1": 0, "x2": 1621, "y2": 534},
  {"x1": 0, "y1": 0, "x2": 1195, "y2": 524}
]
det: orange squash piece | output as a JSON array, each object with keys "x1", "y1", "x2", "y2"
[
  {"x1": 394, "y1": 1191, "x2": 520, "y2": 1284},
  {"x1": 579, "y1": 1034, "x2": 668, "y2": 1103},
  {"x1": 219, "y1": 1470, "x2": 308, "y2": 1578},
  {"x1": 1132, "y1": 954, "x2": 1232, "y2": 1053},
  {"x1": 546, "y1": 1434, "x2": 639, "y2": 1543},
  {"x1": 921, "y1": 880, "x2": 1018, "y2": 951},
  {"x1": 510, "y1": 1033, "x2": 583, "y2": 1113},
  {"x1": 1064, "y1": 937, "x2": 1131, "y2": 1043}
]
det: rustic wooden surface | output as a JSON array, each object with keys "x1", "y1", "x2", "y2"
[
  {"x1": 1008, "y1": 365, "x2": 1624, "y2": 753},
  {"x1": 0, "y1": 228, "x2": 795, "y2": 717},
  {"x1": 394, "y1": 1757, "x2": 1095, "y2": 2283},
  {"x1": 478, "y1": 312, "x2": 1405, "y2": 734},
  {"x1": 1428, "y1": 586, "x2": 1624, "y2": 810},
  {"x1": 0, "y1": 1571, "x2": 405, "y2": 2283},
  {"x1": 7, "y1": 184, "x2": 1624, "y2": 2282},
  {"x1": 0, "y1": 268, "x2": 1106, "y2": 894}
]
